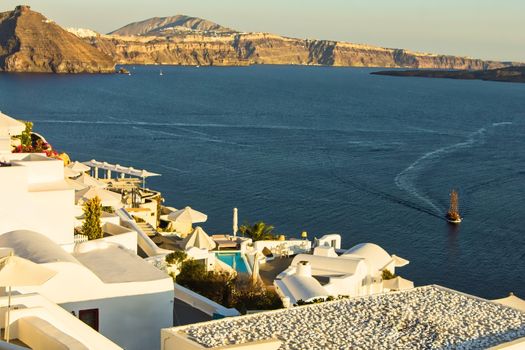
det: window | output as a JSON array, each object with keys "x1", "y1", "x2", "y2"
[{"x1": 79, "y1": 309, "x2": 99, "y2": 331}]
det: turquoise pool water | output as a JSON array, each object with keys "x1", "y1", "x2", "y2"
[{"x1": 216, "y1": 252, "x2": 249, "y2": 274}]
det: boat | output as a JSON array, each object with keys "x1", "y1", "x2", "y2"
[
  {"x1": 446, "y1": 189, "x2": 462, "y2": 224},
  {"x1": 159, "y1": 70, "x2": 163, "y2": 76}
]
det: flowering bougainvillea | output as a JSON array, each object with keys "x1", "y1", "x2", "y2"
[{"x1": 13, "y1": 122, "x2": 59, "y2": 158}]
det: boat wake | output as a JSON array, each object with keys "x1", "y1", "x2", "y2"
[
  {"x1": 322, "y1": 149, "x2": 444, "y2": 220},
  {"x1": 131, "y1": 125, "x2": 248, "y2": 147},
  {"x1": 395, "y1": 127, "x2": 488, "y2": 215}
]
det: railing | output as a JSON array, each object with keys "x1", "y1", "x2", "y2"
[
  {"x1": 73, "y1": 234, "x2": 88, "y2": 243},
  {"x1": 115, "y1": 208, "x2": 172, "y2": 257}
]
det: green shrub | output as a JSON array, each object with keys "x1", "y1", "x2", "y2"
[
  {"x1": 81, "y1": 196, "x2": 103, "y2": 240},
  {"x1": 165, "y1": 250, "x2": 187, "y2": 265},
  {"x1": 176, "y1": 261, "x2": 283, "y2": 312},
  {"x1": 19, "y1": 121, "x2": 33, "y2": 148},
  {"x1": 382, "y1": 269, "x2": 397, "y2": 280},
  {"x1": 176, "y1": 260, "x2": 235, "y2": 306}
]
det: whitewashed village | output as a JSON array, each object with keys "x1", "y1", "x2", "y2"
[{"x1": 0, "y1": 110, "x2": 524, "y2": 350}]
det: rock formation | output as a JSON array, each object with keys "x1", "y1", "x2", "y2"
[
  {"x1": 372, "y1": 66, "x2": 525, "y2": 83},
  {"x1": 88, "y1": 32, "x2": 511, "y2": 70},
  {"x1": 0, "y1": 6, "x2": 519, "y2": 74},
  {"x1": 108, "y1": 15, "x2": 235, "y2": 37},
  {"x1": 0, "y1": 6, "x2": 114, "y2": 73}
]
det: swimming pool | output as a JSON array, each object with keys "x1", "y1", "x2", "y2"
[{"x1": 215, "y1": 252, "x2": 250, "y2": 274}]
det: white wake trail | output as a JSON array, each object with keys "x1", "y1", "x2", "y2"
[{"x1": 395, "y1": 127, "x2": 487, "y2": 214}]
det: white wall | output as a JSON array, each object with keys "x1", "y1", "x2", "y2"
[
  {"x1": 61, "y1": 291, "x2": 173, "y2": 350},
  {"x1": 0, "y1": 155, "x2": 75, "y2": 245},
  {"x1": 0, "y1": 293, "x2": 121, "y2": 350}
]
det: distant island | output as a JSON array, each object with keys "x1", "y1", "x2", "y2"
[
  {"x1": 0, "y1": 5, "x2": 521, "y2": 73},
  {"x1": 371, "y1": 66, "x2": 525, "y2": 84}
]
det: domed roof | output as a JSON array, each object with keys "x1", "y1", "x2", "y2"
[
  {"x1": 342, "y1": 243, "x2": 392, "y2": 272},
  {"x1": 0, "y1": 230, "x2": 79, "y2": 264}
]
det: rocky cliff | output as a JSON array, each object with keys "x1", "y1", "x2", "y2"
[
  {"x1": 91, "y1": 30, "x2": 511, "y2": 70},
  {"x1": 0, "y1": 7, "x2": 517, "y2": 74},
  {"x1": 0, "y1": 6, "x2": 114, "y2": 73}
]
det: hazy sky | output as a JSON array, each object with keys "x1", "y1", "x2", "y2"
[{"x1": 2, "y1": 0, "x2": 524, "y2": 61}]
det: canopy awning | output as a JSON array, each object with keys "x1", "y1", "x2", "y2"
[
  {"x1": 0, "y1": 254, "x2": 57, "y2": 287},
  {"x1": 73, "y1": 173, "x2": 107, "y2": 188},
  {"x1": 168, "y1": 206, "x2": 207, "y2": 224},
  {"x1": 75, "y1": 187, "x2": 123, "y2": 208},
  {"x1": 82, "y1": 159, "x2": 161, "y2": 178}
]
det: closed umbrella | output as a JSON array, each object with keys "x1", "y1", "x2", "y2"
[
  {"x1": 181, "y1": 226, "x2": 216, "y2": 250},
  {"x1": 66, "y1": 161, "x2": 90, "y2": 173},
  {"x1": 75, "y1": 187, "x2": 122, "y2": 208},
  {"x1": 233, "y1": 208, "x2": 238, "y2": 238},
  {"x1": 168, "y1": 206, "x2": 207, "y2": 224},
  {"x1": 0, "y1": 253, "x2": 57, "y2": 342},
  {"x1": 251, "y1": 251, "x2": 264, "y2": 286},
  {"x1": 383, "y1": 276, "x2": 414, "y2": 291}
]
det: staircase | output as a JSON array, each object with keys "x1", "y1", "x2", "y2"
[{"x1": 136, "y1": 222, "x2": 158, "y2": 237}]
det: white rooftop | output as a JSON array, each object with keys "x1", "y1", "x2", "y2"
[
  {"x1": 0, "y1": 230, "x2": 79, "y2": 264},
  {"x1": 72, "y1": 243, "x2": 169, "y2": 283},
  {"x1": 169, "y1": 285, "x2": 525, "y2": 349},
  {"x1": 343, "y1": 242, "x2": 393, "y2": 271}
]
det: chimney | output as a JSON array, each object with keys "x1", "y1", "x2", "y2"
[{"x1": 296, "y1": 261, "x2": 312, "y2": 277}]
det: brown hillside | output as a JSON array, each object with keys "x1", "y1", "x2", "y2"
[{"x1": 0, "y1": 5, "x2": 114, "y2": 73}]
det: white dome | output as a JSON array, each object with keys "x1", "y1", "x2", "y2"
[{"x1": 342, "y1": 243, "x2": 392, "y2": 272}]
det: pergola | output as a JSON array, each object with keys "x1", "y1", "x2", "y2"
[{"x1": 82, "y1": 159, "x2": 161, "y2": 188}]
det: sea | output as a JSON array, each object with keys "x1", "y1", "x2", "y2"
[{"x1": 1, "y1": 65, "x2": 524, "y2": 299}]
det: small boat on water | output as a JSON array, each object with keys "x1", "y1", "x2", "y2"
[
  {"x1": 159, "y1": 70, "x2": 163, "y2": 76},
  {"x1": 446, "y1": 189, "x2": 462, "y2": 224}
]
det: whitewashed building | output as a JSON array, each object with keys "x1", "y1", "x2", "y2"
[
  {"x1": 0, "y1": 112, "x2": 174, "y2": 349},
  {"x1": 275, "y1": 239, "x2": 409, "y2": 304}
]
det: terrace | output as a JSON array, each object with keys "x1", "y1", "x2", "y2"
[{"x1": 162, "y1": 285, "x2": 525, "y2": 350}]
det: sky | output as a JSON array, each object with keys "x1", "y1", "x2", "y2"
[{"x1": 2, "y1": 0, "x2": 524, "y2": 62}]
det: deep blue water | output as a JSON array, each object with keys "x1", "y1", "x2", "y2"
[{"x1": 1, "y1": 65, "x2": 524, "y2": 299}]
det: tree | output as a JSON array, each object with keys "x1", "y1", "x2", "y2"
[
  {"x1": 176, "y1": 260, "x2": 235, "y2": 306},
  {"x1": 381, "y1": 269, "x2": 397, "y2": 280},
  {"x1": 239, "y1": 221, "x2": 276, "y2": 241},
  {"x1": 81, "y1": 196, "x2": 103, "y2": 240},
  {"x1": 165, "y1": 250, "x2": 187, "y2": 265}
]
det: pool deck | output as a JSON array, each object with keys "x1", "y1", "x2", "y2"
[{"x1": 258, "y1": 256, "x2": 293, "y2": 286}]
